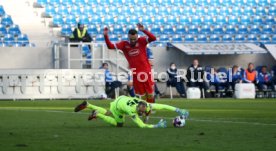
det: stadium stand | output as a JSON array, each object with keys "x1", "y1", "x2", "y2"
[
  {"x1": 0, "y1": 5, "x2": 32, "y2": 47},
  {"x1": 34, "y1": 0, "x2": 276, "y2": 44}
]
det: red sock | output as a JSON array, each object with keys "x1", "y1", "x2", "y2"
[{"x1": 146, "y1": 97, "x2": 155, "y2": 103}]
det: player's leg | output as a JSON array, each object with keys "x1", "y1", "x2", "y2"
[
  {"x1": 88, "y1": 110, "x2": 117, "y2": 126},
  {"x1": 74, "y1": 100, "x2": 107, "y2": 115}
]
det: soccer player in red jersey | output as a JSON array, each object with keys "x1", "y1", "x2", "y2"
[{"x1": 103, "y1": 23, "x2": 156, "y2": 103}]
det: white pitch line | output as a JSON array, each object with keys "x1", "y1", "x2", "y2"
[{"x1": 1, "y1": 108, "x2": 276, "y2": 126}]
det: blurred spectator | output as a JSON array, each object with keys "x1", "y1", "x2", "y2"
[
  {"x1": 167, "y1": 63, "x2": 186, "y2": 97},
  {"x1": 186, "y1": 59, "x2": 208, "y2": 94},
  {"x1": 228, "y1": 65, "x2": 243, "y2": 90},
  {"x1": 100, "y1": 63, "x2": 122, "y2": 98},
  {"x1": 243, "y1": 63, "x2": 258, "y2": 84},
  {"x1": 257, "y1": 66, "x2": 274, "y2": 91},
  {"x1": 69, "y1": 22, "x2": 92, "y2": 49},
  {"x1": 210, "y1": 68, "x2": 228, "y2": 93}
]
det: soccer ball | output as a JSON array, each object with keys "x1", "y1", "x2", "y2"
[{"x1": 173, "y1": 116, "x2": 186, "y2": 127}]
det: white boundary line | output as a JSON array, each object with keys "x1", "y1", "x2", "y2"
[{"x1": 1, "y1": 108, "x2": 276, "y2": 126}]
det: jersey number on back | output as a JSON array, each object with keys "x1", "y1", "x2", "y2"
[{"x1": 127, "y1": 99, "x2": 139, "y2": 106}]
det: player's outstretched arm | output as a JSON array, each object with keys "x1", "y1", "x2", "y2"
[
  {"x1": 103, "y1": 27, "x2": 116, "y2": 49},
  {"x1": 137, "y1": 23, "x2": 156, "y2": 43},
  {"x1": 131, "y1": 114, "x2": 166, "y2": 128}
]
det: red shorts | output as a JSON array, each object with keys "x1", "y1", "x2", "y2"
[{"x1": 132, "y1": 71, "x2": 154, "y2": 96}]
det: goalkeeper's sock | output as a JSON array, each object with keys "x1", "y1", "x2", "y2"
[
  {"x1": 87, "y1": 103, "x2": 107, "y2": 114},
  {"x1": 97, "y1": 113, "x2": 117, "y2": 126}
]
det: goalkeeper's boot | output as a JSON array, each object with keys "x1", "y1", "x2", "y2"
[
  {"x1": 176, "y1": 109, "x2": 189, "y2": 119},
  {"x1": 88, "y1": 110, "x2": 97, "y2": 121},
  {"x1": 74, "y1": 101, "x2": 87, "y2": 112}
]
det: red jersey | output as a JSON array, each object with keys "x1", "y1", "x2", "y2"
[{"x1": 104, "y1": 30, "x2": 156, "y2": 73}]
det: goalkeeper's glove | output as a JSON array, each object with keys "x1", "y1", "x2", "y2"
[
  {"x1": 176, "y1": 108, "x2": 189, "y2": 119},
  {"x1": 154, "y1": 119, "x2": 167, "y2": 128}
]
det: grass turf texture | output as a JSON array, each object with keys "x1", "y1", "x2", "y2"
[{"x1": 0, "y1": 99, "x2": 276, "y2": 151}]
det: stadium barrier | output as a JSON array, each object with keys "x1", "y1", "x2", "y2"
[{"x1": 0, "y1": 69, "x2": 106, "y2": 100}]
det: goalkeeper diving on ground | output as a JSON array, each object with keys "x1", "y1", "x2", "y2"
[{"x1": 74, "y1": 95, "x2": 189, "y2": 128}]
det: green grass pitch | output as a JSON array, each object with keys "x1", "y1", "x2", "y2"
[{"x1": 1, "y1": 99, "x2": 276, "y2": 151}]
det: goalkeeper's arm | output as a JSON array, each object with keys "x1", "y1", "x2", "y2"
[{"x1": 131, "y1": 114, "x2": 166, "y2": 128}]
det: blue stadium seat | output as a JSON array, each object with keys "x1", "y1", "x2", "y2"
[
  {"x1": 210, "y1": 35, "x2": 221, "y2": 43},
  {"x1": 184, "y1": 34, "x2": 195, "y2": 42},
  {"x1": 95, "y1": 34, "x2": 104, "y2": 42},
  {"x1": 173, "y1": 0, "x2": 185, "y2": 6},
  {"x1": 213, "y1": 24, "x2": 224, "y2": 34},
  {"x1": 216, "y1": 15, "x2": 227, "y2": 25},
  {"x1": 240, "y1": 15, "x2": 251, "y2": 25},
  {"x1": 150, "y1": 24, "x2": 162, "y2": 35},
  {"x1": 121, "y1": 6, "x2": 132, "y2": 15},
  {"x1": 115, "y1": 15, "x2": 127, "y2": 25},
  {"x1": 129, "y1": 16, "x2": 139, "y2": 24},
  {"x1": 264, "y1": 15, "x2": 275, "y2": 25},
  {"x1": 87, "y1": 24, "x2": 98, "y2": 35},
  {"x1": 161, "y1": 0, "x2": 173, "y2": 6},
  {"x1": 0, "y1": 42, "x2": 6, "y2": 47},
  {"x1": 225, "y1": 25, "x2": 237, "y2": 34},
  {"x1": 252, "y1": 15, "x2": 263, "y2": 25},
  {"x1": 1, "y1": 15, "x2": 13, "y2": 27},
  {"x1": 108, "y1": 6, "x2": 120, "y2": 16},
  {"x1": 231, "y1": 6, "x2": 242, "y2": 16},
  {"x1": 49, "y1": 0, "x2": 61, "y2": 6},
  {"x1": 272, "y1": 35, "x2": 276, "y2": 43},
  {"x1": 209, "y1": 0, "x2": 221, "y2": 6},
  {"x1": 195, "y1": 6, "x2": 206, "y2": 15},
  {"x1": 197, "y1": 34, "x2": 207, "y2": 42},
  {"x1": 166, "y1": 15, "x2": 178, "y2": 25},
  {"x1": 75, "y1": 0, "x2": 87, "y2": 6},
  {"x1": 182, "y1": 6, "x2": 194, "y2": 15},
  {"x1": 234, "y1": 34, "x2": 246, "y2": 42},
  {"x1": 159, "y1": 34, "x2": 169, "y2": 42},
  {"x1": 109, "y1": 34, "x2": 119, "y2": 42},
  {"x1": 262, "y1": 25, "x2": 274, "y2": 34},
  {"x1": 207, "y1": 6, "x2": 219, "y2": 16},
  {"x1": 36, "y1": 0, "x2": 47, "y2": 7},
  {"x1": 247, "y1": 0, "x2": 257, "y2": 6},
  {"x1": 0, "y1": 5, "x2": 5, "y2": 16},
  {"x1": 83, "y1": 6, "x2": 93, "y2": 16},
  {"x1": 270, "y1": 0, "x2": 276, "y2": 6},
  {"x1": 259, "y1": 34, "x2": 271, "y2": 43},
  {"x1": 62, "y1": 0, "x2": 73, "y2": 6},
  {"x1": 52, "y1": 15, "x2": 64, "y2": 26},
  {"x1": 175, "y1": 24, "x2": 187, "y2": 35},
  {"x1": 141, "y1": 15, "x2": 153, "y2": 25},
  {"x1": 124, "y1": 0, "x2": 136, "y2": 6},
  {"x1": 61, "y1": 24, "x2": 72, "y2": 36},
  {"x1": 197, "y1": 0, "x2": 209, "y2": 6},
  {"x1": 57, "y1": 5, "x2": 69, "y2": 16},
  {"x1": 113, "y1": 24, "x2": 124, "y2": 35},
  {"x1": 237, "y1": 24, "x2": 249, "y2": 34},
  {"x1": 172, "y1": 34, "x2": 183, "y2": 42},
  {"x1": 170, "y1": 7, "x2": 181, "y2": 16},
  {"x1": 179, "y1": 16, "x2": 190, "y2": 25},
  {"x1": 268, "y1": 6, "x2": 276, "y2": 15},
  {"x1": 243, "y1": 6, "x2": 254, "y2": 15},
  {"x1": 256, "y1": 7, "x2": 267, "y2": 15},
  {"x1": 222, "y1": 0, "x2": 233, "y2": 6},
  {"x1": 104, "y1": 15, "x2": 115, "y2": 25},
  {"x1": 4, "y1": 34, "x2": 15, "y2": 46},
  {"x1": 133, "y1": 7, "x2": 144, "y2": 16},
  {"x1": 219, "y1": 6, "x2": 230, "y2": 16},
  {"x1": 138, "y1": 0, "x2": 149, "y2": 5},
  {"x1": 247, "y1": 34, "x2": 258, "y2": 42},
  {"x1": 158, "y1": 6, "x2": 169, "y2": 16},
  {"x1": 258, "y1": 0, "x2": 269, "y2": 6},
  {"x1": 145, "y1": 6, "x2": 157, "y2": 16},
  {"x1": 188, "y1": 25, "x2": 199, "y2": 34},
  {"x1": 200, "y1": 24, "x2": 212, "y2": 34},
  {"x1": 191, "y1": 15, "x2": 202, "y2": 25},
  {"x1": 70, "y1": 5, "x2": 82, "y2": 16},
  {"x1": 79, "y1": 15, "x2": 90, "y2": 25},
  {"x1": 0, "y1": 25, "x2": 7, "y2": 36},
  {"x1": 249, "y1": 25, "x2": 261, "y2": 34},
  {"x1": 185, "y1": 0, "x2": 197, "y2": 6},
  {"x1": 203, "y1": 16, "x2": 214, "y2": 25},
  {"x1": 17, "y1": 34, "x2": 29, "y2": 46},
  {"x1": 91, "y1": 15, "x2": 102, "y2": 25},
  {"x1": 8, "y1": 25, "x2": 21, "y2": 36},
  {"x1": 154, "y1": 15, "x2": 165, "y2": 25},
  {"x1": 87, "y1": 0, "x2": 99, "y2": 5},
  {"x1": 163, "y1": 24, "x2": 174, "y2": 34},
  {"x1": 121, "y1": 34, "x2": 128, "y2": 41},
  {"x1": 228, "y1": 15, "x2": 239, "y2": 25},
  {"x1": 222, "y1": 34, "x2": 233, "y2": 42},
  {"x1": 95, "y1": 6, "x2": 107, "y2": 16},
  {"x1": 65, "y1": 15, "x2": 77, "y2": 26},
  {"x1": 235, "y1": 0, "x2": 245, "y2": 6}
]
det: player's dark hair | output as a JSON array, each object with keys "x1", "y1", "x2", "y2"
[
  {"x1": 128, "y1": 29, "x2": 138, "y2": 35},
  {"x1": 102, "y1": 63, "x2": 108, "y2": 67},
  {"x1": 137, "y1": 101, "x2": 147, "y2": 107},
  {"x1": 248, "y1": 62, "x2": 254, "y2": 66},
  {"x1": 170, "y1": 62, "x2": 175, "y2": 66}
]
